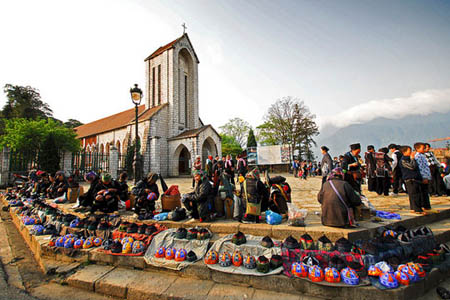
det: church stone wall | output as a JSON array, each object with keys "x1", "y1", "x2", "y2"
[
  {"x1": 198, "y1": 127, "x2": 222, "y2": 158},
  {"x1": 146, "y1": 49, "x2": 172, "y2": 110}
]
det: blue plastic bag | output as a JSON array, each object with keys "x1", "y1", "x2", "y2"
[
  {"x1": 153, "y1": 212, "x2": 169, "y2": 221},
  {"x1": 266, "y1": 210, "x2": 282, "y2": 225}
]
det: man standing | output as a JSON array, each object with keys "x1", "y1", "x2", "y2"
[
  {"x1": 292, "y1": 159, "x2": 299, "y2": 178},
  {"x1": 320, "y1": 146, "x2": 333, "y2": 184},
  {"x1": 424, "y1": 143, "x2": 444, "y2": 196},
  {"x1": 342, "y1": 143, "x2": 362, "y2": 193},
  {"x1": 389, "y1": 144, "x2": 403, "y2": 195},
  {"x1": 364, "y1": 145, "x2": 377, "y2": 192}
]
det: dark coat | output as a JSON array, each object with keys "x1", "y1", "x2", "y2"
[
  {"x1": 132, "y1": 179, "x2": 159, "y2": 200},
  {"x1": 321, "y1": 153, "x2": 333, "y2": 177},
  {"x1": 317, "y1": 178, "x2": 362, "y2": 227}
]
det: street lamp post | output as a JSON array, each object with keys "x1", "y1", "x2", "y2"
[{"x1": 130, "y1": 84, "x2": 143, "y2": 184}]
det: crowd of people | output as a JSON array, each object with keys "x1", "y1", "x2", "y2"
[{"x1": 317, "y1": 142, "x2": 450, "y2": 228}]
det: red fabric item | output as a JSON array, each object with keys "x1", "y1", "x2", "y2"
[
  {"x1": 164, "y1": 185, "x2": 180, "y2": 196},
  {"x1": 125, "y1": 200, "x2": 131, "y2": 210}
]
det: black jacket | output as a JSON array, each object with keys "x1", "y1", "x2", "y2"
[
  {"x1": 132, "y1": 179, "x2": 159, "y2": 200},
  {"x1": 321, "y1": 153, "x2": 333, "y2": 177},
  {"x1": 400, "y1": 157, "x2": 422, "y2": 181},
  {"x1": 193, "y1": 178, "x2": 212, "y2": 203}
]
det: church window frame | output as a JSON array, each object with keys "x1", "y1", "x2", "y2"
[
  {"x1": 157, "y1": 64, "x2": 161, "y2": 105},
  {"x1": 152, "y1": 66, "x2": 156, "y2": 107}
]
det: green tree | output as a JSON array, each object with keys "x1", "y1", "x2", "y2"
[
  {"x1": 246, "y1": 128, "x2": 257, "y2": 148},
  {"x1": 0, "y1": 118, "x2": 80, "y2": 172},
  {"x1": 220, "y1": 134, "x2": 243, "y2": 158},
  {"x1": 219, "y1": 118, "x2": 251, "y2": 148},
  {"x1": 2, "y1": 84, "x2": 53, "y2": 120},
  {"x1": 64, "y1": 119, "x2": 84, "y2": 129}
]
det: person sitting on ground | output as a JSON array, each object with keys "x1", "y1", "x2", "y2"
[
  {"x1": 92, "y1": 173, "x2": 120, "y2": 213},
  {"x1": 317, "y1": 167, "x2": 362, "y2": 228},
  {"x1": 117, "y1": 172, "x2": 129, "y2": 202},
  {"x1": 182, "y1": 170, "x2": 214, "y2": 222},
  {"x1": 34, "y1": 171, "x2": 51, "y2": 195},
  {"x1": 76, "y1": 171, "x2": 99, "y2": 211},
  {"x1": 399, "y1": 145, "x2": 424, "y2": 215},
  {"x1": 46, "y1": 171, "x2": 68, "y2": 199},
  {"x1": 241, "y1": 167, "x2": 269, "y2": 223},
  {"x1": 132, "y1": 172, "x2": 159, "y2": 218}
]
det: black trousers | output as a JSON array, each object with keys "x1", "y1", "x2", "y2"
[
  {"x1": 367, "y1": 177, "x2": 377, "y2": 192},
  {"x1": 376, "y1": 177, "x2": 390, "y2": 196},
  {"x1": 420, "y1": 183, "x2": 431, "y2": 210},
  {"x1": 345, "y1": 174, "x2": 361, "y2": 194},
  {"x1": 135, "y1": 197, "x2": 155, "y2": 214},
  {"x1": 79, "y1": 194, "x2": 93, "y2": 207},
  {"x1": 429, "y1": 167, "x2": 444, "y2": 196},
  {"x1": 405, "y1": 180, "x2": 422, "y2": 212},
  {"x1": 392, "y1": 169, "x2": 403, "y2": 193},
  {"x1": 182, "y1": 196, "x2": 209, "y2": 219}
]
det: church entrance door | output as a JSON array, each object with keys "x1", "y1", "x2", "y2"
[{"x1": 178, "y1": 147, "x2": 191, "y2": 175}]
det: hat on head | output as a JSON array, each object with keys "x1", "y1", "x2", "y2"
[
  {"x1": 350, "y1": 143, "x2": 361, "y2": 150},
  {"x1": 101, "y1": 173, "x2": 112, "y2": 182}
]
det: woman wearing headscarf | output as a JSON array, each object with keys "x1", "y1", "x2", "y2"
[
  {"x1": 92, "y1": 173, "x2": 120, "y2": 213},
  {"x1": 320, "y1": 146, "x2": 333, "y2": 185},
  {"x1": 46, "y1": 171, "x2": 68, "y2": 199},
  {"x1": 224, "y1": 154, "x2": 235, "y2": 185},
  {"x1": 317, "y1": 167, "x2": 362, "y2": 227},
  {"x1": 132, "y1": 172, "x2": 159, "y2": 217},
  {"x1": 182, "y1": 170, "x2": 214, "y2": 222},
  {"x1": 192, "y1": 155, "x2": 202, "y2": 188},
  {"x1": 75, "y1": 171, "x2": 99, "y2": 211}
]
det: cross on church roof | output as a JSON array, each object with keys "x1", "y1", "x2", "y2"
[{"x1": 182, "y1": 23, "x2": 187, "y2": 34}]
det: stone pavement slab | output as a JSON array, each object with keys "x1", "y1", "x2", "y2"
[
  {"x1": 164, "y1": 277, "x2": 215, "y2": 300},
  {"x1": 251, "y1": 289, "x2": 301, "y2": 300},
  {"x1": 126, "y1": 271, "x2": 177, "y2": 300},
  {"x1": 30, "y1": 282, "x2": 117, "y2": 300},
  {"x1": 95, "y1": 268, "x2": 142, "y2": 298},
  {"x1": 66, "y1": 264, "x2": 115, "y2": 291},
  {"x1": 206, "y1": 283, "x2": 255, "y2": 300}
]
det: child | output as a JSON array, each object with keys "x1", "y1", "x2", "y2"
[
  {"x1": 413, "y1": 143, "x2": 432, "y2": 212},
  {"x1": 399, "y1": 146, "x2": 423, "y2": 214}
]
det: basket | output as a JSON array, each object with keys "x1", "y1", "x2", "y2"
[
  {"x1": 161, "y1": 194, "x2": 181, "y2": 211},
  {"x1": 67, "y1": 187, "x2": 82, "y2": 203}
]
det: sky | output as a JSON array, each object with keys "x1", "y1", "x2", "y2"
[{"x1": 1, "y1": 0, "x2": 450, "y2": 130}]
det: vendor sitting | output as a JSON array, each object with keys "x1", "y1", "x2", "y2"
[
  {"x1": 132, "y1": 172, "x2": 159, "y2": 217},
  {"x1": 92, "y1": 173, "x2": 120, "y2": 213},
  {"x1": 46, "y1": 171, "x2": 68, "y2": 199},
  {"x1": 182, "y1": 170, "x2": 214, "y2": 222},
  {"x1": 241, "y1": 168, "x2": 269, "y2": 223},
  {"x1": 76, "y1": 171, "x2": 99, "y2": 210},
  {"x1": 34, "y1": 171, "x2": 51, "y2": 195},
  {"x1": 317, "y1": 167, "x2": 362, "y2": 227},
  {"x1": 117, "y1": 172, "x2": 129, "y2": 202}
]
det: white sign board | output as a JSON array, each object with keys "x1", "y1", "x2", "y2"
[{"x1": 256, "y1": 144, "x2": 291, "y2": 165}]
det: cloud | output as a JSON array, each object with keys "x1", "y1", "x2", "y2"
[{"x1": 320, "y1": 88, "x2": 450, "y2": 128}]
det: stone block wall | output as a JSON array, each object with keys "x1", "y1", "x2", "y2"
[{"x1": 0, "y1": 148, "x2": 10, "y2": 187}]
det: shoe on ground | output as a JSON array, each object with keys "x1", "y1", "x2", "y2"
[{"x1": 436, "y1": 286, "x2": 450, "y2": 300}]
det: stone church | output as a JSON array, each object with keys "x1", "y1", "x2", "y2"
[{"x1": 74, "y1": 34, "x2": 221, "y2": 177}]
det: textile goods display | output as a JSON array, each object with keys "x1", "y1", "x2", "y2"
[
  {"x1": 144, "y1": 228, "x2": 211, "y2": 270},
  {"x1": 206, "y1": 234, "x2": 283, "y2": 277}
]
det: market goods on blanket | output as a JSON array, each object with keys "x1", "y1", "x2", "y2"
[
  {"x1": 394, "y1": 271, "x2": 410, "y2": 286},
  {"x1": 398, "y1": 265, "x2": 419, "y2": 282},
  {"x1": 308, "y1": 265, "x2": 324, "y2": 282},
  {"x1": 383, "y1": 229, "x2": 397, "y2": 238},
  {"x1": 368, "y1": 265, "x2": 383, "y2": 277},
  {"x1": 69, "y1": 218, "x2": 79, "y2": 228},
  {"x1": 232, "y1": 250, "x2": 243, "y2": 267},
  {"x1": 270, "y1": 255, "x2": 282, "y2": 269},
  {"x1": 300, "y1": 234, "x2": 314, "y2": 250},
  {"x1": 375, "y1": 261, "x2": 394, "y2": 274},
  {"x1": 186, "y1": 250, "x2": 197, "y2": 262},
  {"x1": 49, "y1": 238, "x2": 56, "y2": 247},
  {"x1": 165, "y1": 247, "x2": 176, "y2": 260},
  {"x1": 56, "y1": 237, "x2": 65, "y2": 247},
  {"x1": 187, "y1": 228, "x2": 198, "y2": 240},
  {"x1": 198, "y1": 228, "x2": 210, "y2": 240},
  {"x1": 244, "y1": 255, "x2": 256, "y2": 269},
  {"x1": 127, "y1": 223, "x2": 138, "y2": 234},
  {"x1": 317, "y1": 235, "x2": 333, "y2": 252},
  {"x1": 175, "y1": 228, "x2": 187, "y2": 239},
  {"x1": 175, "y1": 249, "x2": 187, "y2": 262},
  {"x1": 302, "y1": 255, "x2": 320, "y2": 267},
  {"x1": 111, "y1": 241, "x2": 122, "y2": 253},
  {"x1": 93, "y1": 237, "x2": 103, "y2": 247},
  {"x1": 261, "y1": 236, "x2": 274, "y2": 248},
  {"x1": 379, "y1": 272, "x2": 399, "y2": 289},
  {"x1": 155, "y1": 246, "x2": 166, "y2": 258},
  {"x1": 121, "y1": 237, "x2": 134, "y2": 245},
  {"x1": 340, "y1": 267, "x2": 359, "y2": 285},
  {"x1": 122, "y1": 241, "x2": 133, "y2": 254},
  {"x1": 256, "y1": 256, "x2": 270, "y2": 273},
  {"x1": 145, "y1": 224, "x2": 158, "y2": 235},
  {"x1": 83, "y1": 239, "x2": 94, "y2": 249},
  {"x1": 132, "y1": 241, "x2": 146, "y2": 254},
  {"x1": 329, "y1": 256, "x2": 346, "y2": 271},
  {"x1": 137, "y1": 224, "x2": 147, "y2": 235},
  {"x1": 324, "y1": 267, "x2": 341, "y2": 283},
  {"x1": 64, "y1": 237, "x2": 75, "y2": 248},
  {"x1": 74, "y1": 239, "x2": 84, "y2": 249},
  {"x1": 283, "y1": 235, "x2": 300, "y2": 249},
  {"x1": 291, "y1": 262, "x2": 308, "y2": 278},
  {"x1": 204, "y1": 250, "x2": 219, "y2": 265},
  {"x1": 219, "y1": 252, "x2": 232, "y2": 267},
  {"x1": 232, "y1": 231, "x2": 246, "y2": 245},
  {"x1": 406, "y1": 262, "x2": 425, "y2": 278}
]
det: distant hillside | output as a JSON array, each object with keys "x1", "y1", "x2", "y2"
[{"x1": 316, "y1": 112, "x2": 450, "y2": 157}]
